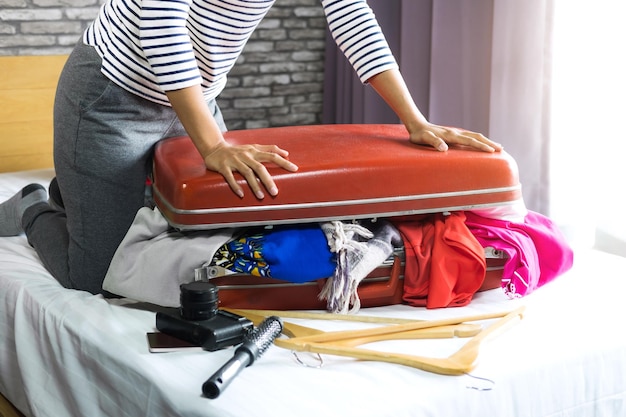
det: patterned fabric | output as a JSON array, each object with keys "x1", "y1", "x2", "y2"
[
  {"x1": 210, "y1": 224, "x2": 336, "y2": 283},
  {"x1": 319, "y1": 220, "x2": 400, "y2": 313},
  {"x1": 212, "y1": 232, "x2": 271, "y2": 278}
]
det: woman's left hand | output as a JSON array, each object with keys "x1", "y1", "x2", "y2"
[{"x1": 408, "y1": 123, "x2": 503, "y2": 152}]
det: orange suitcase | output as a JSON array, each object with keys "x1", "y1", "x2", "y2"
[{"x1": 151, "y1": 124, "x2": 521, "y2": 309}]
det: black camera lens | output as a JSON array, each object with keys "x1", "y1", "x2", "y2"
[{"x1": 179, "y1": 281, "x2": 219, "y2": 321}]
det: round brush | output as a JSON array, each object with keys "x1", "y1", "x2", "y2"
[{"x1": 202, "y1": 316, "x2": 283, "y2": 399}]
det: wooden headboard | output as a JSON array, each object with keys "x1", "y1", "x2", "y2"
[{"x1": 0, "y1": 55, "x2": 68, "y2": 173}]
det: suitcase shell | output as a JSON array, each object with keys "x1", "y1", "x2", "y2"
[
  {"x1": 152, "y1": 124, "x2": 522, "y2": 231},
  {"x1": 208, "y1": 253, "x2": 508, "y2": 310},
  {"x1": 151, "y1": 124, "x2": 521, "y2": 309}
]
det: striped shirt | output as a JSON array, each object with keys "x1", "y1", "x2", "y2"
[{"x1": 84, "y1": 0, "x2": 398, "y2": 106}]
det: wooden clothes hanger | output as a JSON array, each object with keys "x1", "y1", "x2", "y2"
[{"x1": 225, "y1": 306, "x2": 525, "y2": 376}]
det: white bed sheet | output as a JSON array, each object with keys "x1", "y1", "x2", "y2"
[{"x1": 1, "y1": 170, "x2": 625, "y2": 417}]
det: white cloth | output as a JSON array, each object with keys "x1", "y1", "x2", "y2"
[
  {"x1": 103, "y1": 207, "x2": 235, "y2": 307},
  {"x1": 319, "y1": 220, "x2": 401, "y2": 313}
]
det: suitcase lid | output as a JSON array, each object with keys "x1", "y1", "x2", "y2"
[{"x1": 152, "y1": 124, "x2": 522, "y2": 230}]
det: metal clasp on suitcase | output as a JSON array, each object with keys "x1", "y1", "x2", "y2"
[
  {"x1": 484, "y1": 246, "x2": 506, "y2": 259},
  {"x1": 194, "y1": 265, "x2": 235, "y2": 280}
]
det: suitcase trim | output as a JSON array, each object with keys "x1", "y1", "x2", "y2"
[
  {"x1": 155, "y1": 185, "x2": 521, "y2": 215},
  {"x1": 154, "y1": 186, "x2": 523, "y2": 230}
]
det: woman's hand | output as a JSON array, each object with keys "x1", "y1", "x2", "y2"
[
  {"x1": 367, "y1": 70, "x2": 502, "y2": 153},
  {"x1": 408, "y1": 123, "x2": 503, "y2": 152},
  {"x1": 203, "y1": 142, "x2": 299, "y2": 199},
  {"x1": 165, "y1": 86, "x2": 298, "y2": 199}
]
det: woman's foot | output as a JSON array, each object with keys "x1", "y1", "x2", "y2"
[{"x1": 0, "y1": 184, "x2": 47, "y2": 236}]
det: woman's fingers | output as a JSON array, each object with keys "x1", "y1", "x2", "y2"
[
  {"x1": 416, "y1": 130, "x2": 449, "y2": 151},
  {"x1": 220, "y1": 168, "x2": 244, "y2": 198},
  {"x1": 409, "y1": 125, "x2": 503, "y2": 152},
  {"x1": 449, "y1": 129, "x2": 503, "y2": 152},
  {"x1": 204, "y1": 143, "x2": 298, "y2": 199}
]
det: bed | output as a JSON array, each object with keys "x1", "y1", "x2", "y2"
[{"x1": 2, "y1": 56, "x2": 626, "y2": 417}]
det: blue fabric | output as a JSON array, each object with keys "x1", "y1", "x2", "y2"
[{"x1": 213, "y1": 224, "x2": 336, "y2": 283}]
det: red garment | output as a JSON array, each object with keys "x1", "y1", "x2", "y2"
[{"x1": 394, "y1": 212, "x2": 486, "y2": 309}]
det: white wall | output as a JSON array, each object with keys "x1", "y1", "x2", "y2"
[{"x1": 550, "y1": 0, "x2": 626, "y2": 256}]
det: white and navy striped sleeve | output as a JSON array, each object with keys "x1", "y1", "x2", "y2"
[
  {"x1": 84, "y1": 0, "x2": 203, "y2": 104},
  {"x1": 138, "y1": 0, "x2": 202, "y2": 91},
  {"x1": 84, "y1": 0, "x2": 274, "y2": 105},
  {"x1": 84, "y1": 0, "x2": 395, "y2": 105},
  {"x1": 321, "y1": 0, "x2": 399, "y2": 83}
]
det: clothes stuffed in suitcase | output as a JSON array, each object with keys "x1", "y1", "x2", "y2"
[{"x1": 151, "y1": 124, "x2": 522, "y2": 310}]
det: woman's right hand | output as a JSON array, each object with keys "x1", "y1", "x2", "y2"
[
  {"x1": 165, "y1": 86, "x2": 299, "y2": 200},
  {"x1": 203, "y1": 141, "x2": 299, "y2": 199}
]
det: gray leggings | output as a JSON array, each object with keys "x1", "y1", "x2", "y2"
[{"x1": 24, "y1": 41, "x2": 226, "y2": 294}]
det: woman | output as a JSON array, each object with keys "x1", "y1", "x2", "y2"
[{"x1": 0, "y1": 0, "x2": 502, "y2": 294}]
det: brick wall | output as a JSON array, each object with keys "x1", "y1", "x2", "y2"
[
  {"x1": 0, "y1": 0, "x2": 326, "y2": 129},
  {"x1": 218, "y1": 1, "x2": 327, "y2": 129}
]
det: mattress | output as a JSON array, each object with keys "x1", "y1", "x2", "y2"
[{"x1": 1, "y1": 169, "x2": 625, "y2": 417}]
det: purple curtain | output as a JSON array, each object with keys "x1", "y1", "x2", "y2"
[
  {"x1": 323, "y1": 0, "x2": 432, "y2": 124},
  {"x1": 322, "y1": 0, "x2": 554, "y2": 215}
]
